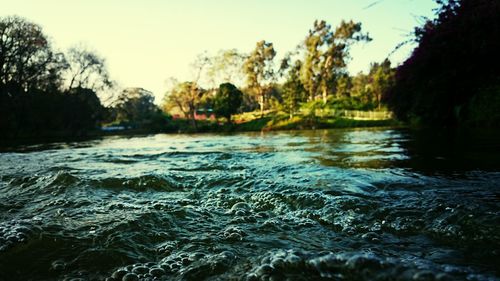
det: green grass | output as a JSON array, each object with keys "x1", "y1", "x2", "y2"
[
  {"x1": 142, "y1": 111, "x2": 400, "y2": 134},
  {"x1": 232, "y1": 111, "x2": 399, "y2": 132}
]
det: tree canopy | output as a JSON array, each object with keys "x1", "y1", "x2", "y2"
[
  {"x1": 0, "y1": 15, "x2": 65, "y2": 94},
  {"x1": 299, "y1": 20, "x2": 371, "y2": 103},
  {"x1": 213, "y1": 83, "x2": 243, "y2": 123},
  {"x1": 65, "y1": 45, "x2": 112, "y2": 93},
  {"x1": 385, "y1": 0, "x2": 500, "y2": 126},
  {"x1": 243, "y1": 40, "x2": 276, "y2": 115},
  {"x1": 0, "y1": 16, "x2": 107, "y2": 137}
]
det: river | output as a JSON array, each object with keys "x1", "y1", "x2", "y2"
[{"x1": 0, "y1": 128, "x2": 499, "y2": 281}]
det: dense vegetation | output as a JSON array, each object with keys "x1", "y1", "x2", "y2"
[
  {"x1": 213, "y1": 83, "x2": 243, "y2": 123},
  {"x1": 162, "y1": 19, "x2": 395, "y2": 131},
  {"x1": 2, "y1": 0, "x2": 499, "y2": 140},
  {"x1": 0, "y1": 16, "x2": 168, "y2": 139},
  {"x1": 385, "y1": 0, "x2": 500, "y2": 127}
]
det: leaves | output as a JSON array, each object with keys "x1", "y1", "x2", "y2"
[
  {"x1": 300, "y1": 20, "x2": 371, "y2": 102},
  {"x1": 213, "y1": 83, "x2": 243, "y2": 122},
  {"x1": 243, "y1": 40, "x2": 276, "y2": 113}
]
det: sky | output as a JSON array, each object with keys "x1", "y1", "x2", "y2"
[{"x1": 1, "y1": 0, "x2": 438, "y2": 103}]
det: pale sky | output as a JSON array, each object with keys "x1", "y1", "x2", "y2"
[{"x1": 1, "y1": 0, "x2": 438, "y2": 103}]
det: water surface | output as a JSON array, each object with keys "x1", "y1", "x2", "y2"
[{"x1": 0, "y1": 128, "x2": 499, "y2": 280}]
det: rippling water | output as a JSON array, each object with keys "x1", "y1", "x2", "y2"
[{"x1": 0, "y1": 128, "x2": 499, "y2": 281}]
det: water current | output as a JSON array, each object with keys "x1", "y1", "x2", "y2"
[{"x1": 0, "y1": 128, "x2": 499, "y2": 281}]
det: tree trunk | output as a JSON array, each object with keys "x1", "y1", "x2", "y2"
[
  {"x1": 258, "y1": 88, "x2": 265, "y2": 118},
  {"x1": 322, "y1": 86, "x2": 328, "y2": 104},
  {"x1": 189, "y1": 111, "x2": 198, "y2": 131}
]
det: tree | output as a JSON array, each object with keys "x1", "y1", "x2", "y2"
[
  {"x1": 385, "y1": 0, "x2": 500, "y2": 126},
  {"x1": 64, "y1": 87, "x2": 104, "y2": 130},
  {"x1": 281, "y1": 60, "x2": 307, "y2": 118},
  {"x1": 163, "y1": 53, "x2": 211, "y2": 131},
  {"x1": 369, "y1": 59, "x2": 394, "y2": 110},
  {"x1": 351, "y1": 72, "x2": 372, "y2": 105},
  {"x1": 65, "y1": 45, "x2": 113, "y2": 94},
  {"x1": 335, "y1": 74, "x2": 352, "y2": 98},
  {"x1": 300, "y1": 20, "x2": 371, "y2": 103},
  {"x1": 0, "y1": 16, "x2": 129, "y2": 137},
  {"x1": 113, "y1": 87, "x2": 163, "y2": 129},
  {"x1": 205, "y1": 49, "x2": 245, "y2": 88},
  {"x1": 213, "y1": 83, "x2": 243, "y2": 123},
  {"x1": 0, "y1": 16, "x2": 110, "y2": 137},
  {"x1": 243, "y1": 40, "x2": 276, "y2": 116},
  {"x1": 0, "y1": 16, "x2": 65, "y2": 94},
  {"x1": 163, "y1": 80, "x2": 205, "y2": 129}
]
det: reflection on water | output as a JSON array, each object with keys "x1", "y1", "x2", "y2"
[{"x1": 0, "y1": 128, "x2": 499, "y2": 280}]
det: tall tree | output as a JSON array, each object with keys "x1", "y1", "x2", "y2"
[
  {"x1": 243, "y1": 40, "x2": 276, "y2": 116},
  {"x1": 351, "y1": 72, "x2": 372, "y2": 105},
  {"x1": 0, "y1": 16, "x2": 65, "y2": 94},
  {"x1": 369, "y1": 59, "x2": 394, "y2": 110},
  {"x1": 205, "y1": 49, "x2": 245, "y2": 88},
  {"x1": 300, "y1": 20, "x2": 371, "y2": 103},
  {"x1": 386, "y1": 0, "x2": 500, "y2": 126},
  {"x1": 335, "y1": 74, "x2": 352, "y2": 98},
  {"x1": 65, "y1": 45, "x2": 113, "y2": 93},
  {"x1": 281, "y1": 60, "x2": 307, "y2": 118}
]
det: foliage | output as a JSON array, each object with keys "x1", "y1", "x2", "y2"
[
  {"x1": 462, "y1": 82, "x2": 500, "y2": 127},
  {"x1": 162, "y1": 80, "x2": 206, "y2": 129},
  {"x1": 326, "y1": 96, "x2": 374, "y2": 111},
  {"x1": 65, "y1": 45, "x2": 113, "y2": 94},
  {"x1": 350, "y1": 72, "x2": 372, "y2": 103},
  {"x1": 239, "y1": 86, "x2": 260, "y2": 112},
  {"x1": 368, "y1": 59, "x2": 395, "y2": 109},
  {"x1": 243, "y1": 40, "x2": 276, "y2": 114},
  {"x1": 299, "y1": 20, "x2": 371, "y2": 103},
  {"x1": 161, "y1": 20, "x2": 394, "y2": 129},
  {"x1": 0, "y1": 87, "x2": 104, "y2": 137},
  {"x1": 281, "y1": 61, "x2": 307, "y2": 118},
  {"x1": 0, "y1": 16, "x2": 108, "y2": 138},
  {"x1": 0, "y1": 15, "x2": 66, "y2": 93},
  {"x1": 213, "y1": 83, "x2": 243, "y2": 122},
  {"x1": 1, "y1": 13, "x2": 406, "y2": 137},
  {"x1": 205, "y1": 49, "x2": 245, "y2": 87},
  {"x1": 112, "y1": 88, "x2": 162, "y2": 128},
  {"x1": 386, "y1": 0, "x2": 500, "y2": 126},
  {"x1": 162, "y1": 54, "x2": 212, "y2": 131}
]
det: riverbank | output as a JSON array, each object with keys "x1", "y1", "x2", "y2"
[
  {"x1": 172, "y1": 111, "x2": 400, "y2": 133},
  {"x1": 0, "y1": 111, "x2": 399, "y2": 146}
]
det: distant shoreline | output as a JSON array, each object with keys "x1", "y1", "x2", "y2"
[{"x1": 0, "y1": 116, "x2": 398, "y2": 149}]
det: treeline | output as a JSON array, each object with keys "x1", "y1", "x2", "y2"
[
  {"x1": 386, "y1": 0, "x2": 500, "y2": 127},
  {"x1": 2, "y1": 15, "x2": 392, "y2": 138},
  {"x1": 0, "y1": 16, "x2": 168, "y2": 138},
  {"x1": 164, "y1": 0, "x2": 500, "y2": 129},
  {"x1": 3, "y1": 0, "x2": 497, "y2": 138},
  {"x1": 163, "y1": 20, "x2": 395, "y2": 128}
]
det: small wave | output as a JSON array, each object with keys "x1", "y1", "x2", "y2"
[{"x1": 92, "y1": 175, "x2": 185, "y2": 192}]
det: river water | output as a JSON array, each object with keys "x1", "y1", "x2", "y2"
[{"x1": 0, "y1": 128, "x2": 499, "y2": 281}]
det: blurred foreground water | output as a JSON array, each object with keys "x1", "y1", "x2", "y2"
[{"x1": 0, "y1": 128, "x2": 499, "y2": 281}]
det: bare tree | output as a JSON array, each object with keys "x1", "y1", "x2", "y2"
[{"x1": 65, "y1": 45, "x2": 113, "y2": 92}]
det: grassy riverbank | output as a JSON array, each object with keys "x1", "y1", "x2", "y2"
[{"x1": 171, "y1": 111, "x2": 399, "y2": 133}]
